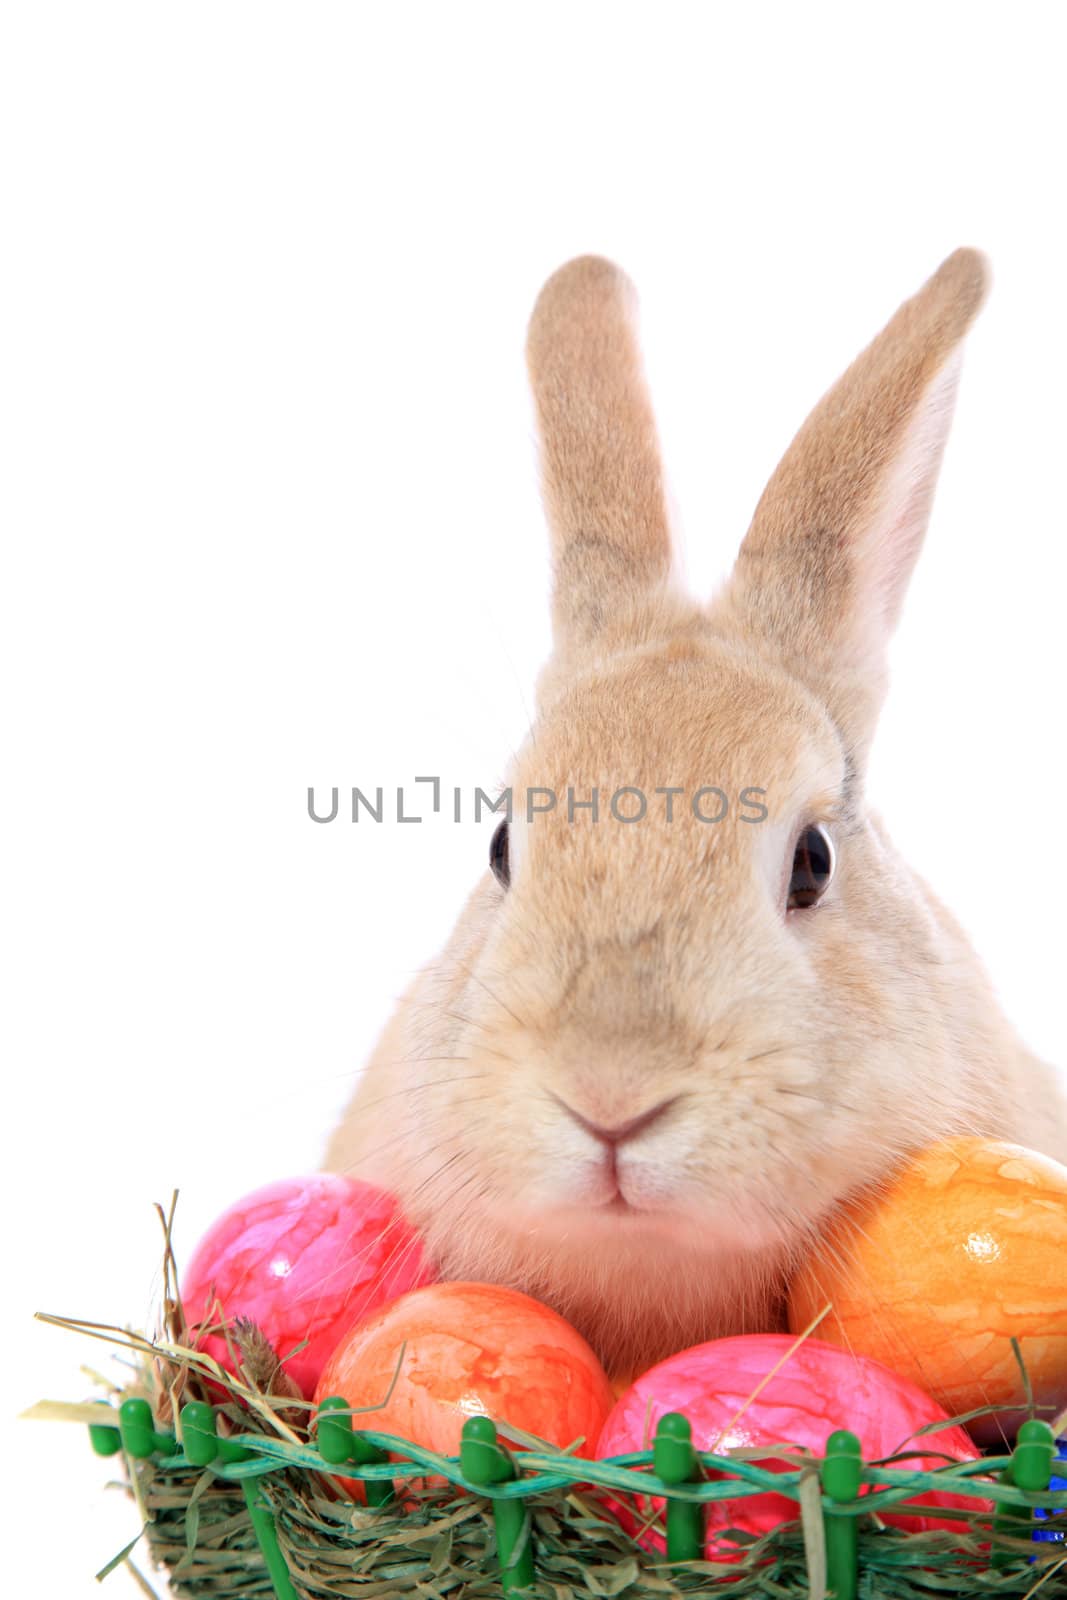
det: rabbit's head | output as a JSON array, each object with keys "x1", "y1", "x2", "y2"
[{"x1": 337, "y1": 251, "x2": 1045, "y2": 1373}]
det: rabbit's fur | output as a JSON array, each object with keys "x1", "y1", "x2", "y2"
[{"x1": 325, "y1": 252, "x2": 1066, "y2": 1377}]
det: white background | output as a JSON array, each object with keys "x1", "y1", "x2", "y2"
[{"x1": 3, "y1": 4, "x2": 1064, "y2": 1594}]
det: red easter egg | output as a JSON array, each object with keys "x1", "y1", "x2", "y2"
[
  {"x1": 597, "y1": 1333, "x2": 984, "y2": 1558},
  {"x1": 313, "y1": 1281, "x2": 614, "y2": 1494},
  {"x1": 181, "y1": 1175, "x2": 434, "y2": 1399}
]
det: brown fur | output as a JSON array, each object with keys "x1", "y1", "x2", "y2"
[{"x1": 324, "y1": 252, "x2": 1066, "y2": 1377}]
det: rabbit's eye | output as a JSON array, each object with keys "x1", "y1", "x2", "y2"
[
  {"x1": 489, "y1": 820, "x2": 511, "y2": 888},
  {"x1": 787, "y1": 824, "x2": 834, "y2": 910}
]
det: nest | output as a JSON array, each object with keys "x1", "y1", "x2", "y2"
[
  {"x1": 101, "y1": 1459, "x2": 1067, "y2": 1600},
  {"x1": 29, "y1": 1199, "x2": 1067, "y2": 1599}
]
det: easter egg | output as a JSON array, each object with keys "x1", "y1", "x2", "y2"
[
  {"x1": 788, "y1": 1138, "x2": 1067, "y2": 1442},
  {"x1": 313, "y1": 1281, "x2": 614, "y2": 1480},
  {"x1": 181, "y1": 1175, "x2": 434, "y2": 1399},
  {"x1": 597, "y1": 1333, "x2": 981, "y2": 1556}
]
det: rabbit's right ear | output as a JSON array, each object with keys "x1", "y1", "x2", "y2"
[{"x1": 527, "y1": 256, "x2": 673, "y2": 651}]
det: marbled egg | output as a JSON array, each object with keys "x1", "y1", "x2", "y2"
[
  {"x1": 788, "y1": 1138, "x2": 1067, "y2": 1442},
  {"x1": 181, "y1": 1174, "x2": 434, "y2": 1398},
  {"x1": 313, "y1": 1280, "x2": 614, "y2": 1486},
  {"x1": 597, "y1": 1333, "x2": 981, "y2": 1556}
]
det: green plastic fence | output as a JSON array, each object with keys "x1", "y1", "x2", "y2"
[{"x1": 88, "y1": 1399, "x2": 1065, "y2": 1599}]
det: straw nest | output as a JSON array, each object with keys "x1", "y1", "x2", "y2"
[{"x1": 29, "y1": 1199, "x2": 1067, "y2": 1599}]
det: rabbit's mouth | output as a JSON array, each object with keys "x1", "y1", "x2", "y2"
[
  {"x1": 590, "y1": 1191, "x2": 661, "y2": 1222},
  {"x1": 591, "y1": 1173, "x2": 672, "y2": 1218}
]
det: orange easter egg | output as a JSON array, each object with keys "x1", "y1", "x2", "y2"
[
  {"x1": 788, "y1": 1138, "x2": 1067, "y2": 1439},
  {"x1": 313, "y1": 1281, "x2": 614, "y2": 1491}
]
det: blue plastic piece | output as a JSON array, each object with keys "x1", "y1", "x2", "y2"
[{"x1": 1033, "y1": 1440, "x2": 1066, "y2": 1545}]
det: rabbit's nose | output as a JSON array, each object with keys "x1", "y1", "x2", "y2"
[{"x1": 552, "y1": 1094, "x2": 679, "y2": 1146}]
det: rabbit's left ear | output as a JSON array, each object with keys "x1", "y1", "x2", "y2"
[
  {"x1": 718, "y1": 248, "x2": 989, "y2": 757},
  {"x1": 527, "y1": 256, "x2": 673, "y2": 651}
]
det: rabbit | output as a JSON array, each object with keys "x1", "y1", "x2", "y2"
[{"x1": 324, "y1": 251, "x2": 1067, "y2": 1378}]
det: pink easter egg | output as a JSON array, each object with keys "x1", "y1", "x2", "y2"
[
  {"x1": 181, "y1": 1175, "x2": 435, "y2": 1399},
  {"x1": 597, "y1": 1334, "x2": 984, "y2": 1558}
]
